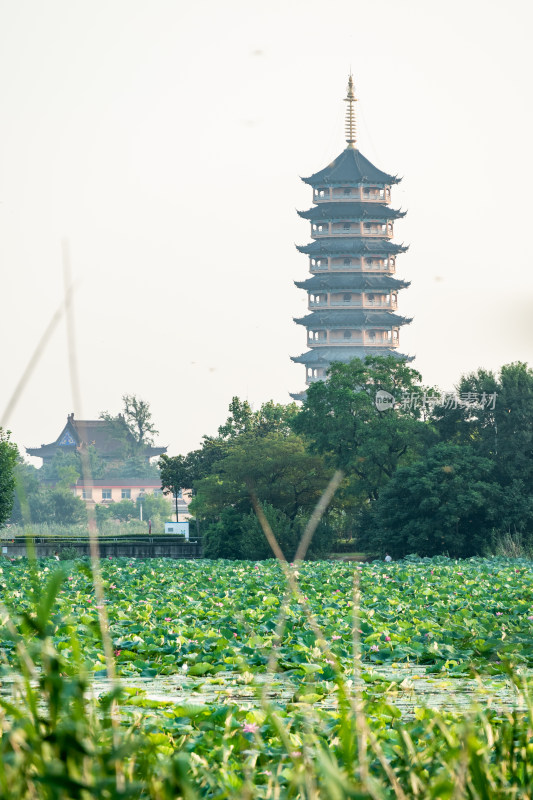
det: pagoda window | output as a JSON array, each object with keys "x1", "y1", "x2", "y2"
[
  {"x1": 343, "y1": 258, "x2": 351, "y2": 266},
  {"x1": 343, "y1": 330, "x2": 352, "y2": 339},
  {"x1": 343, "y1": 222, "x2": 351, "y2": 230},
  {"x1": 343, "y1": 188, "x2": 352, "y2": 195},
  {"x1": 343, "y1": 293, "x2": 351, "y2": 303}
]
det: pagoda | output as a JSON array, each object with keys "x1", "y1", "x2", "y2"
[{"x1": 291, "y1": 76, "x2": 412, "y2": 396}]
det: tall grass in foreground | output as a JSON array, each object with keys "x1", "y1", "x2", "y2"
[{"x1": 1, "y1": 561, "x2": 533, "y2": 799}]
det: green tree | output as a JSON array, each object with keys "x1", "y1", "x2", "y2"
[
  {"x1": 9, "y1": 460, "x2": 40, "y2": 524},
  {"x1": 108, "y1": 499, "x2": 137, "y2": 522},
  {"x1": 39, "y1": 445, "x2": 105, "y2": 485},
  {"x1": 0, "y1": 430, "x2": 19, "y2": 528},
  {"x1": 122, "y1": 394, "x2": 159, "y2": 446},
  {"x1": 103, "y1": 455, "x2": 160, "y2": 481},
  {"x1": 40, "y1": 450, "x2": 81, "y2": 484},
  {"x1": 48, "y1": 488, "x2": 87, "y2": 526},
  {"x1": 159, "y1": 454, "x2": 191, "y2": 522},
  {"x1": 217, "y1": 397, "x2": 298, "y2": 439},
  {"x1": 100, "y1": 394, "x2": 159, "y2": 458},
  {"x1": 293, "y1": 356, "x2": 435, "y2": 503},
  {"x1": 135, "y1": 492, "x2": 172, "y2": 522},
  {"x1": 432, "y1": 362, "x2": 533, "y2": 535},
  {"x1": 369, "y1": 443, "x2": 498, "y2": 558},
  {"x1": 192, "y1": 432, "x2": 333, "y2": 523},
  {"x1": 202, "y1": 507, "x2": 245, "y2": 559}
]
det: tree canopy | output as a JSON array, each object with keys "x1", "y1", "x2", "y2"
[
  {"x1": 0, "y1": 430, "x2": 19, "y2": 528},
  {"x1": 100, "y1": 394, "x2": 159, "y2": 458},
  {"x1": 293, "y1": 356, "x2": 435, "y2": 502}
]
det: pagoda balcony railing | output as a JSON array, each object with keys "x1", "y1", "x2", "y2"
[
  {"x1": 310, "y1": 264, "x2": 396, "y2": 273},
  {"x1": 312, "y1": 230, "x2": 394, "y2": 239},
  {"x1": 326, "y1": 300, "x2": 397, "y2": 308},
  {"x1": 313, "y1": 195, "x2": 390, "y2": 204},
  {"x1": 308, "y1": 336, "x2": 399, "y2": 347}
]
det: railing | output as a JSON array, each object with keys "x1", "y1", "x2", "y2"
[
  {"x1": 309, "y1": 264, "x2": 396, "y2": 273},
  {"x1": 328, "y1": 340, "x2": 364, "y2": 346},
  {"x1": 0, "y1": 535, "x2": 203, "y2": 559},
  {"x1": 312, "y1": 230, "x2": 393, "y2": 239}
]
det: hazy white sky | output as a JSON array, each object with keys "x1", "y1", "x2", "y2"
[{"x1": 1, "y1": 0, "x2": 532, "y2": 459}]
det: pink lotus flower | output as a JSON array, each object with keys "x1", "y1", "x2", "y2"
[
  {"x1": 242, "y1": 722, "x2": 259, "y2": 733},
  {"x1": 332, "y1": 635, "x2": 341, "y2": 640},
  {"x1": 164, "y1": 617, "x2": 172, "y2": 622},
  {"x1": 384, "y1": 635, "x2": 391, "y2": 642}
]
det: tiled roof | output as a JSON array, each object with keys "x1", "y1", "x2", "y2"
[
  {"x1": 294, "y1": 275, "x2": 410, "y2": 292},
  {"x1": 26, "y1": 414, "x2": 167, "y2": 460},
  {"x1": 296, "y1": 238, "x2": 407, "y2": 256},
  {"x1": 302, "y1": 147, "x2": 400, "y2": 187},
  {"x1": 294, "y1": 310, "x2": 412, "y2": 328},
  {"x1": 291, "y1": 347, "x2": 409, "y2": 365},
  {"x1": 298, "y1": 202, "x2": 405, "y2": 221}
]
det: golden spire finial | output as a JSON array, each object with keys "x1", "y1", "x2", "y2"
[{"x1": 344, "y1": 74, "x2": 357, "y2": 149}]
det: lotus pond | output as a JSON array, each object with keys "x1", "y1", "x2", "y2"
[
  {"x1": 2, "y1": 556, "x2": 533, "y2": 691},
  {"x1": 1, "y1": 555, "x2": 533, "y2": 798}
]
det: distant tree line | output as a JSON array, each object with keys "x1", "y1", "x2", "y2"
[
  {"x1": 2, "y1": 364, "x2": 533, "y2": 556},
  {"x1": 158, "y1": 357, "x2": 533, "y2": 560}
]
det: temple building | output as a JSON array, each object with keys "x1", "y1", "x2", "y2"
[
  {"x1": 26, "y1": 413, "x2": 166, "y2": 466},
  {"x1": 26, "y1": 413, "x2": 171, "y2": 508},
  {"x1": 291, "y1": 77, "x2": 412, "y2": 396}
]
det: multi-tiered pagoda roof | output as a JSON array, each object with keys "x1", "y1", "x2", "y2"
[{"x1": 291, "y1": 76, "x2": 412, "y2": 397}]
